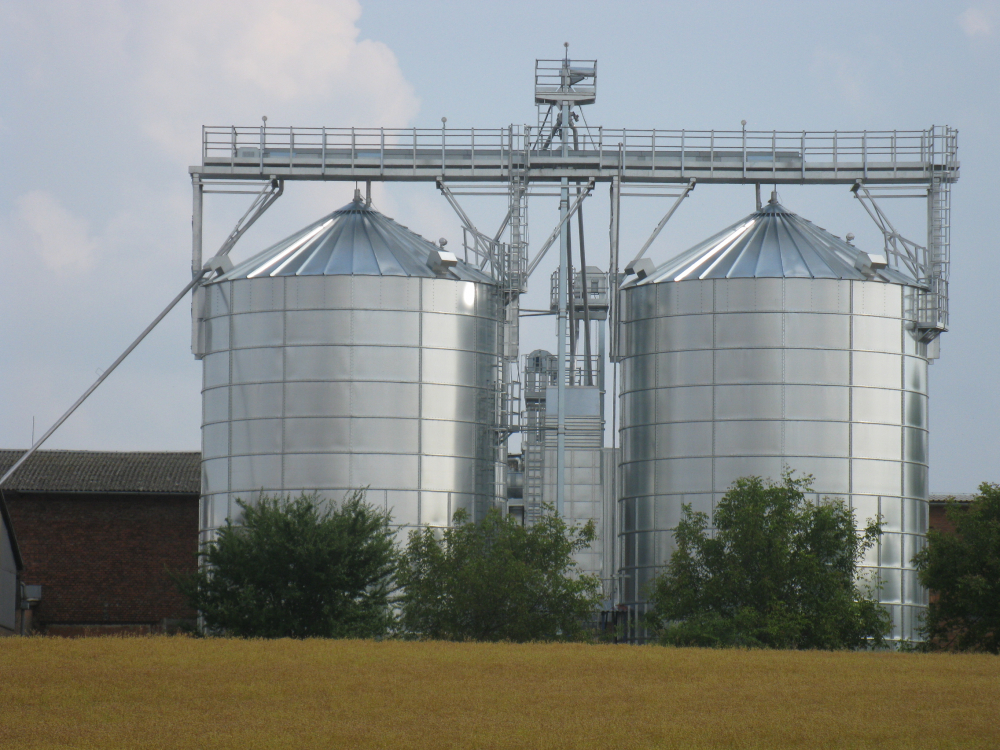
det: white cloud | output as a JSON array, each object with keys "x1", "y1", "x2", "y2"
[
  {"x1": 959, "y1": 7, "x2": 994, "y2": 38},
  {"x1": 135, "y1": 0, "x2": 420, "y2": 161},
  {"x1": 12, "y1": 191, "x2": 99, "y2": 273}
]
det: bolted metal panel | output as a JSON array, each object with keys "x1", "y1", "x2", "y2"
[
  {"x1": 619, "y1": 263, "x2": 931, "y2": 642},
  {"x1": 200, "y1": 203, "x2": 501, "y2": 539}
]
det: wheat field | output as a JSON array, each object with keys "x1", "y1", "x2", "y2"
[{"x1": 0, "y1": 637, "x2": 996, "y2": 749}]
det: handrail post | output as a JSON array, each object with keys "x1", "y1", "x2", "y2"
[
  {"x1": 862, "y1": 130, "x2": 867, "y2": 179},
  {"x1": 652, "y1": 129, "x2": 656, "y2": 176},
  {"x1": 321, "y1": 126, "x2": 327, "y2": 176},
  {"x1": 441, "y1": 118, "x2": 446, "y2": 174},
  {"x1": 680, "y1": 129, "x2": 685, "y2": 177},
  {"x1": 710, "y1": 130, "x2": 715, "y2": 176},
  {"x1": 742, "y1": 126, "x2": 747, "y2": 180},
  {"x1": 800, "y1": 131, "x2": 805, "y2": 181}
]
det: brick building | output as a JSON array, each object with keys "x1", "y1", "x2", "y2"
[
  {"x1": 0, "y1": 450, "x2": 200, "y2": 635},
  {"x1": 929, "y1": 493, "x2": 976, "y2": 535}
]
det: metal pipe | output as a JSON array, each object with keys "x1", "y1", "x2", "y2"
[
  {"x1": 610, "y1": 163, "x2": 621, "y2": 359},
  {"x1": 556, "y1": 96, "x2": 570, "y2": 516},
  {"x1": 572, "y1": 123, "x2": 593, "y2": 387},
  {"x1": 567, "y1": 203, "x2": 576, "y2": 386},
  {"x1": 0, "y1": 270, "x2": 211, "y2": 490},
  {"x1": 578, "y1": 194, "x2": 593, "y2": 387},
  {"x1": 191, "y1": 175, "x2": 203, "y2": 279}
]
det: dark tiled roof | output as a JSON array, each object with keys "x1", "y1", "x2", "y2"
[
  {"x1": 929, "y1": 493, "x2": 976, "y2": 504},
  {"x1": 0, "y1": 450, "x2": 200, "y2": 494}
]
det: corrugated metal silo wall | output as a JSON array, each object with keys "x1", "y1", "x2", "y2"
[
  {"x1": 199, "y1": 274, "x2": 501, "y2": 546},
  {"x1": 618, "y1": 277, "x2": 930, "y2": 642}
]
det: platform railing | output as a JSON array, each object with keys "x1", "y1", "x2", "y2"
[{"x1": 200, "y1": 125, "x2": 958, "y2": 183}]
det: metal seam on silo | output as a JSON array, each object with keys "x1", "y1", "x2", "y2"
[{"x1": 417, "y1": 276, "x2": 423, "y2": 527}]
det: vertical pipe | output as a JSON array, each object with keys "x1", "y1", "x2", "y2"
[
  {"x1": 557, "y1": 98, "x2": 570, "y2": 517},
  {"x1": 598, "y1": 318, "x2": 606, "y2": 396},
  {"x1": 568, "y1": 208, "x2": 576, "y2": 386},
  {"x1": 191, "y1": 175, "x2": 203, "y2": 278},
  {"x1": 609, "y1": 165, "x2": 621, "y2": 359},
  {"x1": 578, "y1": 194, "x2": 593, "y2": 387},
  {"x1": 608, "y1": 171, "x2": 621, "y2": 610}
]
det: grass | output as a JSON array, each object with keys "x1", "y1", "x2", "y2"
[{"x1": 0, "y1": 637, "x2": 996, "y2": 749}]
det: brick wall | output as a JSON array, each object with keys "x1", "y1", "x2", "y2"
[
  {"x1": 3, "y1": 491, "x2": 198, "y2": 633},
  {"x1": 929, "y1": 503, "x2": 962, "y2": 535}
]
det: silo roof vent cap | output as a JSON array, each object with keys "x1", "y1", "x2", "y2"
[
  {"x1": 854, "y1": 250, "x2": 888, "y2": 278},
  {"x1": 428, "y1": 247, "x2": 458, "y2": 274}
]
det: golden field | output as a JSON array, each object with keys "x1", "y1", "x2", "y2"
[{"x1": 0, "y1": 637, "x2": 997, "y2": 750}]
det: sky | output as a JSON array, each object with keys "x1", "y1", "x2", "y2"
[{"x1": 1, "y1": 0, "x2": 997, "y2": 492}]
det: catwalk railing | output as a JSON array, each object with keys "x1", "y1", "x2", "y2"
[{"x1": 198, "y1": 125, "x2": 958, "y2": 185}]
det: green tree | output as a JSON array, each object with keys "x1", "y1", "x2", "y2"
[
  {"x1": 396, "y1": 507, "x2": 601, "y2": 641},
  {"x1": 177, "y1": 490, "x2": 397, "y2": 638},
  {"x1": 913, "y1": 483, "x2": 1000, "y2": 653},
  {"x1": 645, "y1": 473, "x2": 890, "y2": 649}
]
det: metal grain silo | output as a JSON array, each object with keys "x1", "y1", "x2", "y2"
[
  {"x1": 195, "y1": 195, "x2": 501, "y2": 545},
  {"x1": 618, "y1": 194, "x2": 932, "y2": 642}
]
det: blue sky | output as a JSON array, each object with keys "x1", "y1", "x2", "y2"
[{"x1": 1, "y1": 0, "x2": 996, "y2": 491}]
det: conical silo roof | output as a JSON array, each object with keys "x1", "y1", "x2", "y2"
[
  {"x1": 215, "y1": 196, "x2": 494, "y2": 283},
  {"x1": 630, "y1": 195, "x2": 917, "y2": 287}
]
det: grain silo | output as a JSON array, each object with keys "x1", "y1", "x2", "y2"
[
  {"x1": 194, "y1": 194, "x2": 501, "y2": 546},
  {"x1": 618, "y1": 193, "x2": 932, "y2": 642}
]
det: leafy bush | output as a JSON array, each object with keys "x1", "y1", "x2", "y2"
[
  {"x1": 177, "y1": 490, "x2": 396, "y2": 638},
  {"x1": 396, "y1": 507, "x2": 601, "y2": 641},
  {"x1": 914, "y1": 482, "x2": 1000, "y2": 652},
  {"x1": 645, "y1": 472, "x2": 890, "y2": 649}
]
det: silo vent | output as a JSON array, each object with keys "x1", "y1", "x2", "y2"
[
  {"x1": 428, "y1": 247, "x2": 458, "y2": 274},
  {"x1": 628, "y1": 257, "x2": 655, "y2": 280},
  {"x1": 204, "y1": 255, "x2": 234, "y2": 276},
  {"x1": 854, "y1": 250, "x2": 888, "y2": 277}
]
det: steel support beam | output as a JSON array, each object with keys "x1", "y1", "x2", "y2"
[
  {"x1": 625, "y1": 178, "x2": 695, "y2": 271},
  {"x1": 217, "y1": 177, "x2": 283, "y2": 258},
  {"x1": 524, "y1": 179, "x2": 594, "y2": 278},
  {"x1": 0, "y1": 269, "x2": 213, "y2": 490}
]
